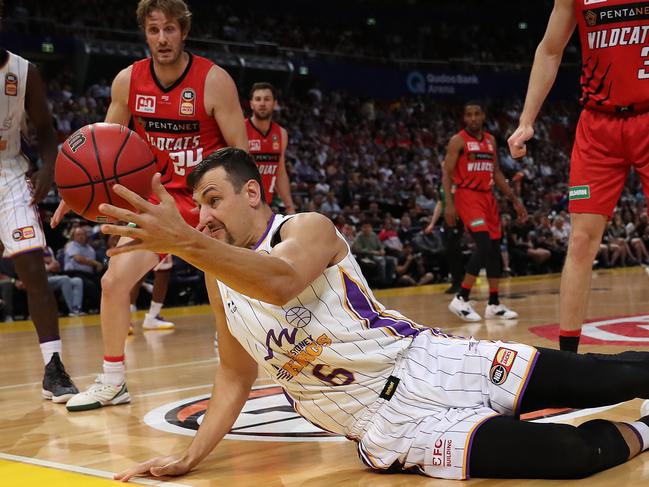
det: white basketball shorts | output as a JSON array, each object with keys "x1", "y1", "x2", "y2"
[
  {"x1": 357, "y1": 329, "x2": 538, "y2": 480},
  {"x1": 0, "y1": 174, "x2": 46, "y2": 256}
]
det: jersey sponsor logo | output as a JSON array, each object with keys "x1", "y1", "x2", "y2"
[
  {"x1": 431, "y1": 438, "x2": 453, "y2": 468},
  {"x1": 584, "y1": 2, "x2": 649, "y2": 27},
  {"x1": 179, "y1": 88, "x2": 195, "y2": 116},
  {"x1": 143, "y1": 385, "x2": 344, "y2": 442},
  {"x1": 4, "y1": 73, "x2": 17, "y2": 96},
  {"x1": 67, "y1": 131, "x2": 87, "y2": 153},
  {"x1": 135, "y1": 94, "x2": 156, "y2": 114},
  {"x1": 273, "y1": 142, "x2": 280, "y2": 151},
  {"x1": 467, "y1": 141, "x2": 481, "y2": 151},
  {"x1": 12, "y1": 226, "x2": 35, "y2": 241},
  {"x1": 531, "y1": 314, "x2": 649, "y2": 345},
  {"x1": 249, "y1": 139, "x2": 261, "y2": 151},
  {"x1": 569, "y1": 185, "x2": 591, "y2": 200},
  {"x1": 138, "y1": 117, "x2": 200, "y2": 134},
  {"x1": 489, "y1": 347, "x2": 517, "y2": 385}
]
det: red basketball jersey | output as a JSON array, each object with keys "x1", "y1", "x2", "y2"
[
  {"x1": 245, "y1": 118, "x2": 284, "y2": 203},
  {"x1": 127, "y1": 53, "x2": 226, "y2": 191},
  {"x1": 452, "y1": 130, "x2": 496, "y2": 192},
  {"x1": 576, "y1": 0, "x2": 649, "y2": 108}
]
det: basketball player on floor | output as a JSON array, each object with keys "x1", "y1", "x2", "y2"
[
  {"x1": 0, "y1": 47, "x2": 78, "y2": 401},
  {"x1": 508, "y1": 0, "x2": 649, "y2": 352},
  {"x1": 445, "y1": 101, "x2": 526, "y2": 322},
  {"x1": 246, "y1": 82, "x2": 295, "y2": 213},
  {"x1": 95, "y1": 148, "x2": 649, "y2": 481},
  {"x1": 52, "y1": 0, "x2": 247, "y2": 411}
]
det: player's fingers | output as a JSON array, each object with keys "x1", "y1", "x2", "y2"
[
  {"x1": 151, "y1": 173, "x2": 174, "y2": 205},
  {"x1": 113, "y1": 463, "x2": 149, "y2": 481},
  {"x1": 98, "y1": 203, "x2": 142, "y2": 225},
  {"x1": 51, "y1": 201, "x2": 70, "y2": 228},
  {"x1": 100, "y1": 222, "x2": 144, "y2": 239},
  {"x1": 106, "y1": 240, "x2": 147, "y2": 258},
  {"x1": 112, "y1": 184, "x2": 154, "y2": 212}
]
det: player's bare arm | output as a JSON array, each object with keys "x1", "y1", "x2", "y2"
[
  {"x1": 104, "y1": 66, "x2": 133, "y2": 126},
  {"x1": 25, "y1": 63, "x2": 58, "y2": 205},
  {"x1": 441, "y1": 134, "x2": 463, "y2": 227},
  {"x1": 115, "y1": 279, "x2": 257, "y2": 482},
  {"x1": 205, "y1": 66, "x2": 248, "y2": 151},
  {"x1": 276, "y1": 127, "x2": 295, "y2": 213},
  {"x1": 508, "y1": 0, "x2": 576, "y2": 158},
  {"x1": 98, "y1": 176, "x2": 346, "y2": 305},
  {"x1": 492, "y1": 138, "x2": 528, "y2": 220},
  {"x1": 51, "y1": 66, "x2": 133, "y2": 227}
]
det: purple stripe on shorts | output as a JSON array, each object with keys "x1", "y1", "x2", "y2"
[
  {"x1": 513, "y1": 349, "x2": 540, "y2": 415},
  {"x1": 342, "y1": 272, "x2": 420, "y2": 338},
  {"x1": 253, "y1": 213, "x2": 276, "y2": 250}
]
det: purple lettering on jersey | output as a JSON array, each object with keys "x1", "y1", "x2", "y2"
[
  {"x1": 264, "y1": 327, "x2": 299, "y2": 360},
  {"x1": 341, "y1": 272, "x2": 421, "y2": 338}
]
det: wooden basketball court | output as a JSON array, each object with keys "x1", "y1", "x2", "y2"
[{"x1": 2, "y1": 267, "x2": 649, "y2": 486}]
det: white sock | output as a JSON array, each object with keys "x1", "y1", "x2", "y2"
[
  {"x1": 103, "y1": 360, "x2": 125, "y2": 386},
  {"x1": 130, "y1": 304, "x2": 137, "y2": 313},
  {"x1": 148, "y1": 301, "x2": 163, "y2": 317},
  {"x1": 41, "y1": 339, "x2": 62, "y2": 365},
  {"x1": 630, "y1": 421, "x2": 649, "y2": 451}
]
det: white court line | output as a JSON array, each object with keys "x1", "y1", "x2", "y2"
[
  {"x1": 133, "y1": 384, "x2": 213, "y2": 399},
  {"x1": 0, "y1": 358, "x2": 218, "y2": 391},
  {"x1": 0, "y1": 452, "x2": 192, "y2": 486}
]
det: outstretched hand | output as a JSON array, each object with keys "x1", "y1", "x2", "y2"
[
  {"x1": 114, "y1": 455, "x2": 193, "y2": 482},
  {"x1": 99, "y1": 173, "x2": 195, "y2": 257}
]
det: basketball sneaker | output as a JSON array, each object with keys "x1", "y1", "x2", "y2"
[
  {"x1": 641, "y1": 399, "x2": 649, "y2": 418},
  {"x1": 66, "y1": 375, "x2": 130, "y2": 411},
  {"x1": 42, "y1": 353, "x2": 79, "y2": 403},
  {"x1": 142, "y1": 313, "x2": 175, "y2": 330},
  {"x1": 448, "y1": 296, "x2": 481, "y2": 322},
  {"x1": 485, "y1": 304, "x2": 519, "y2": 320}
]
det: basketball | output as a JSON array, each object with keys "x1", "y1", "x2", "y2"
[{"x1": 55, "y1": 123, "x2": 156, "y2": 222}]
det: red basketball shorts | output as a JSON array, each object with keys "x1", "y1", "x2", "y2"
[
  {"x1": 454, "y1": 188, "x2": 501, "y2": 240},
  {"x1": 569, "y1": 109, "x2": 649, "y2": 216}
]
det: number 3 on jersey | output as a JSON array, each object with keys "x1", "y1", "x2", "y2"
[
  {"x1": 639, "y1": 47, "x2": 649, "y2": 80},
  {"x1": 170, "y1": 148, "x2": 204, "y2": 176}
]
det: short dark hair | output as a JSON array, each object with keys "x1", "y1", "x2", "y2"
[
  {"x1": 250, "y1": 82, "x2": 277, "y2": 100},
  {"x1": 464, "y1": 100, "x2": 484, "y2": 112},
  {"x1": 188, "y1": 148, "x2": 266, "y2": 203}
]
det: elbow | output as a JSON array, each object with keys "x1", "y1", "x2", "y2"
[{"x1": 265, "y1": 280, "x2": 301, "y2": 307}]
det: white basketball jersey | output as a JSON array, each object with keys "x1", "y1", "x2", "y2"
[
  {"x1": 0, "y1": 50, "x2": 29, "y2": 181},
  {"x1": 217, "y1": 214, "x2": 426, "y2": 438}
]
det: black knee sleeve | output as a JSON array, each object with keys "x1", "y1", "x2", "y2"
[
  {"x1": 465, "y1": 231, "x2": 491, "y2": 276},
  {"x1": 486, "y1": 238, "x2": 501, "y2": 278},
  {"x1": 576, "y1": 419, "x2": 630, "y2": 474}
]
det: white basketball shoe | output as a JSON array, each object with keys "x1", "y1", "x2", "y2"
[
  {"x1": 641, "y1": 400, "x2": 649, "y2": 418},
  {"x1": 142, "y1": 313, "x2": 175, "y2": 330},
  {"x1": 485, "y1": 303, "x2": 519, "y2": 320},
  {"x1": 66, "y1": 375, "x2": 130, "y2": 412},
  {"x1": 448, "y1": 296, "x2": 481, "y2": 322}
]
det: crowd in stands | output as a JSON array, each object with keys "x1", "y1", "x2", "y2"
[{"x1": 4, "y1": 0, "x2": 577, "y2": 64}]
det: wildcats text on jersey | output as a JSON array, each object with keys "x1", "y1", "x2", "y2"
[
  {"x1": 466, "y1": 162, "x2": 494, "y2": 172},
  {"x1": 587, "y1": 25, "x2": 649, "y2": 48}
]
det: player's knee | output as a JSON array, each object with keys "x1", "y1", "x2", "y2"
[
  {"x1": 568, "y1": 231, "x2": 600, "y2": 263},
  {"x1": 101, "y1": 269, "x2": 125, "y2": 297},
  {"x1": 554, "y1": 429, "x2": 597, "y2": 478}
]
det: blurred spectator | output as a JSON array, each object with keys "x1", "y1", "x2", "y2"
[
  {"x1": 43, "y1": 246, "x2": 84, "y2": 316},
  {"x1": 395, "y1": 243, "x2": 434, "y2": 287},
  {"x1": 352, "y1": 222, "x2": 396, "y2": 288},
  {"x1": 63, "y1": 227, "x2": 102, "y2": 311}
]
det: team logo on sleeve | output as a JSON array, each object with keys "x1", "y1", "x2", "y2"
[
  {"x1": 135, "y1": 94, "x2": 156, "y2": 114},
  {"x1": 144, "y1": 385, "x2": 344, "y2": 442},
  {"x1": 179, "y1": 88, "x2": 195, "y2": 116},
  {"x1": 4, "y1": 73, "x2": 17, "y2": 96},
  {"x1": 12, "y1": 226, "x2": 35, "y2": 241},
  {"x1": 489, "y1": 347, "x2": 517, "y2": 385}
]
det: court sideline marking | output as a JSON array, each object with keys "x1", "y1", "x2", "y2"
[{"x1": 0, "y1": 452, "x2": 191, "y2": 486}]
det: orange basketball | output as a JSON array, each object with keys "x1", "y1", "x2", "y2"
[{"x1": 55, "y1": 123, "x2": 156, "y2": 222}]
